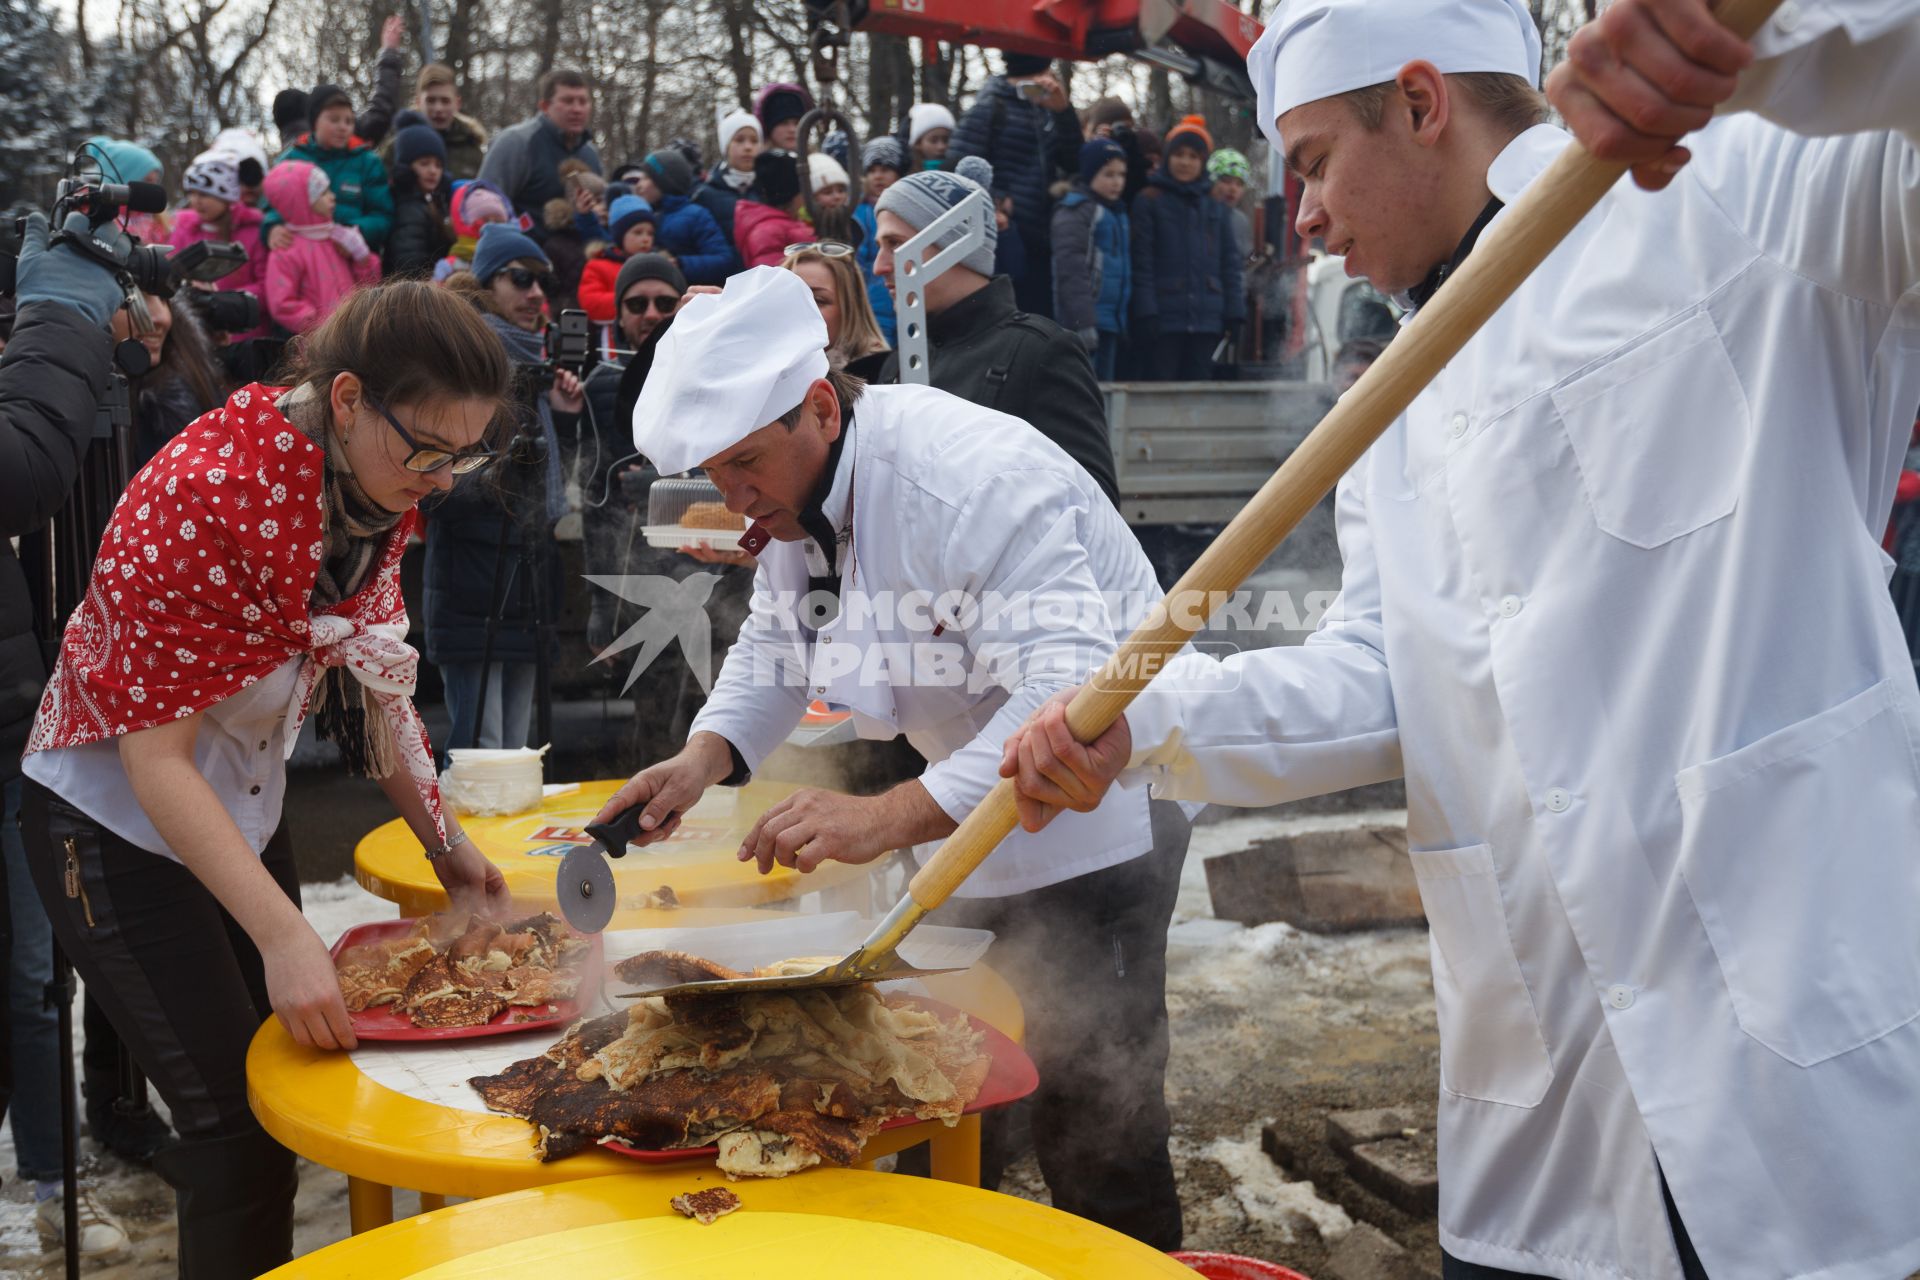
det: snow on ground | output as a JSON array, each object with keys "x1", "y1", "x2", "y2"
[
  {"x1": 0, "y1": 807, "x2": 1433, "y2": 1276},
  {"x1": 1188, "y1": 1128, "x2": 1354, "y2": 1245}
]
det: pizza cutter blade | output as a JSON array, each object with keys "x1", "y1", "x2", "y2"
[
  {"x1": 557, "y1": 803, "x2": 647, "y2": 934},
  {"x1": 556, "y1": 843, "x2": 617, "y2": 934}
]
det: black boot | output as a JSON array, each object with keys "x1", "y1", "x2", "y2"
[{"x1": 151, "y1": 1129, "x2": 297, "y2": 1279}]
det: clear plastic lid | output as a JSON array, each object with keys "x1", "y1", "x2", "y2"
[{"x1": 646, "y1": 476, "x2": 744, "y2": 530}]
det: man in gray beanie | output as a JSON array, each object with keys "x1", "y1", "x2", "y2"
[{"x1": 872, "y1": 156, "x2": 1117, "y2": 504}]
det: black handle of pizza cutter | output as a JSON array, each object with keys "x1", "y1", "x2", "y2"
[{"x1": 583, "y1": 804, "x2": 645, "y2": 860}]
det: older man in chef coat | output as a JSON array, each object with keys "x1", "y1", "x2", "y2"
[
  {"x1": 593, "y1": 266, "x2": 1193, "y2": 1248},
  {"x1": 999, "y1": 1, "x2": 1920, "y2": 1277}
]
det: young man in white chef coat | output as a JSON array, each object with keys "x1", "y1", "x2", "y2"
[
  {"x1": 999, "y1": 0, "x2": 1920, "y2": 1276},
  {"x1": 593, "y1": 265, "x2": 1192, "y2": 1248}
]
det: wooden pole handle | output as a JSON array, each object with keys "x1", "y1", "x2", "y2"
[{"x1": 906, "y1": 0, "x2": 1786, "y2": 915}]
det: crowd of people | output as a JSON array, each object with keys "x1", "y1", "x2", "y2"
[
  {"x1": 85, "y1": 39, "x2": 1267, "y2": 389},
  {"x1": 0, "y1": 35, "x2": 1276, "y2": 1270}
]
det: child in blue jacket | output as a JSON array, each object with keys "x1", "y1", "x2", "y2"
[{"x1": 1051, "y1": 138, "x2": 1133, "y2": 380}]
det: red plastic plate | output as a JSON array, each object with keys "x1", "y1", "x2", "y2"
[
  {"x1": 600, "y1": 996, "x2": 1038, "y2": 1163},
  {"x1": 330, "y1": 917, "x2": 602, "y2": 1042}
]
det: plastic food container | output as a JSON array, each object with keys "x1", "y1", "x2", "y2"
[
  {"x1": 643, "y1": 476, "x2": 747, "y2": 551},
  {"x1": 439, "y1": 745, "x2": 547, "y2": 816}
]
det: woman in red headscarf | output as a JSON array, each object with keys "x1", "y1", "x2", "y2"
[{"x1": 18, "y1": 280, "x2": 514, "y2": 1276}]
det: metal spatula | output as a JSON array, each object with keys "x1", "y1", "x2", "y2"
[{"x1": 615, "y1": 888, "x2": 969, "y2": 999}]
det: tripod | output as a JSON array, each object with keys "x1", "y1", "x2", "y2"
[
  {"x1": 467, "y1": 408, "x2": 557, "y2": 757},
  {"x1": 22, "y1": 364, "x2": 147, "y2": 1280}
]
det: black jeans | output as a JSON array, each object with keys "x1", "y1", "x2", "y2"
[
  {"x1": 21, "y1": 780, "x2": 298, "y2": 1276},
  {"x1": 1442, "y1": 1174, "x2": 1709, "y2": 1279},
  {"x1": 911, "y1": 799, "x2": 1190, "y2": 1251}
]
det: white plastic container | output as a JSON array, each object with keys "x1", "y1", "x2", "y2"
[
  {"x1": 643, "y1": 476, "x2": 748, "y2": 551},
  {"x1": 440, "y1": 745, "x2": 548, "y2": 816}
]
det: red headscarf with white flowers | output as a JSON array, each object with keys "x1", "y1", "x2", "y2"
[{"x1": 24, "y1": 383, "x2": 445, "y2": 843}]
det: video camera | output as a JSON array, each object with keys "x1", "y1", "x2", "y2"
[
  {"x1": 1, "y1": 167, "x2": 253, "y2": 344},
  {"x1": 539, "y1": 307, "x2": 598, "y2": 384}
]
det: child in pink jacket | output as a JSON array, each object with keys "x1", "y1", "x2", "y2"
[
  {"x1": 169, "y1": 152, "x2": 271, "y2": 339},
  {"x1": 262, "y1": 160, "x2": 380, "y2": 335}
]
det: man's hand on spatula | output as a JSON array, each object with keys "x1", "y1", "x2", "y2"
[
  {"x1": 998, "y1": 687, "x2": 1131, "y2": 833},
  {"x1": 1548, "y1": 0, "x2": 1754, "y2": 191}
]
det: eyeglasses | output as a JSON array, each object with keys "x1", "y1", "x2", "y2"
[
  {"x1": 623, "y1": 294, "x2": 679, "y2": 316},
  {"x1": 786, "y1": 240, "x2": 854, "y2": 259},
  {"x1": 365, "y1": 396, "x2": 497, "y2": 475},
  {"x1": 503, "y1": 267, "x2": 555, "y2": 293}
]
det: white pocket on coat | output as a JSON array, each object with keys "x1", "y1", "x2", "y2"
[
  {"x1": 1409, "y1": 843, "x2": 1554, "y2": 1107},
  {"x1": 1550, "y1": 309, "x2": 1750, "y2": 550},
  {"x1": 1676, "y1": 679, "x2": 1920, "y2": 1067}
]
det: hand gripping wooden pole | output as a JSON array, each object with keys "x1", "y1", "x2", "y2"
[{"x1": 901, "y1": 0, "x2": 1788, "y2": 917}]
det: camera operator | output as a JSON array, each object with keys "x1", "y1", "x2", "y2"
[
  {"x1": 0, "y1": 211, "x2": 130, "y2": 1255},
  {"x1": 438, "y1": 224, "x2": 577, "y2": 757}
]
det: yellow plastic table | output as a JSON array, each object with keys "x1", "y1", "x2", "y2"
[
  {"x1": 248, "y1": 961, "x2": 1025, "y2": 1234},
  {"x1": 355, "y1": 778, "x2": 876, "y2": 918},
  {"x1": 264, "y1": 1169, "x2": 1195, "y2": 1278}
]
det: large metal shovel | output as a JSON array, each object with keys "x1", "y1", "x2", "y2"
[{"x1": 623, "y1": 0, "x2": 1785, "y2": 1000}]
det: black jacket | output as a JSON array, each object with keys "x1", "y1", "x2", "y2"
[
  {"x1": 422, "y1": 317, "x2": 567, "y2": 666},
  {"x1": 876, "y1": 275, "x2": 1117, "y2": 505},
  {"x1": 384, "y1": 169, "x2": 453, "y2": 280},
  {"x1": 1131, "y1": 170, "x2": 1245, "y2": 335},
  {"x1": 0, "y1": 302, "x2": 114, "y2": 779},
  {"x1": 947, "y1": 77, "x2": 1084, "y2": 257}
]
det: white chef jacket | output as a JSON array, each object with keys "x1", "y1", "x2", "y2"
[
  {"x1": 1122, "y1": 7, "x2": 1920, "y2": 1278},
  {"x1": 689, "y1": 382, "x2": 1169, "y2": 898}
]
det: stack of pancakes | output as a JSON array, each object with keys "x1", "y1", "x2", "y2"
[
  {"x1": 335, "y1": 912, "x2": 590, "y2": 1029},
  {"x1": 471, "y1": 950, "x2": 989, "y2": 1177}
]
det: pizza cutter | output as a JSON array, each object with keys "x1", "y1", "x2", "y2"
[{"x1": 554, "y1": 805, "x2": 647, "y2": 934}]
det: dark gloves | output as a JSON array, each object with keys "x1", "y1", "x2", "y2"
[
  {"x1": 1076, "y1": 326, "x2": 1099, "y2": 354},
  {"x1": 14, "y1": 212, "x2": 125, "y2": 329}
]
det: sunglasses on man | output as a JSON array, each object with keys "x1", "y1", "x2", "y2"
[
  {"x1": 623, "y1": 294, "x2": 680, "y2": 316},
  {"x1": 366, "y1": 396, "x2": 497, "y2": 475},
  {"x1": 503, "y1": 267, "x2": 556, "y2": 293}
]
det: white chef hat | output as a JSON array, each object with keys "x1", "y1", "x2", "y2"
[
  {"x1": 1250, "y1": 0, "x2": 1542, "y2": 154},
  {"x1": 631, "y1": 266, "x2": 830, "y2": 476}
]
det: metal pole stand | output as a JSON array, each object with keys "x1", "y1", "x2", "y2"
[
  {"x1": 49, "y1": 940, "x2": 80, "y2": 1280},
  {"x1": 892, "y1": 193, "x2": 995, "y2": 386}
]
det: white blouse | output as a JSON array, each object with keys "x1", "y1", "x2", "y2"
[{"x1": 24, "y1": 656, "x2": 305, "y2": 862}]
